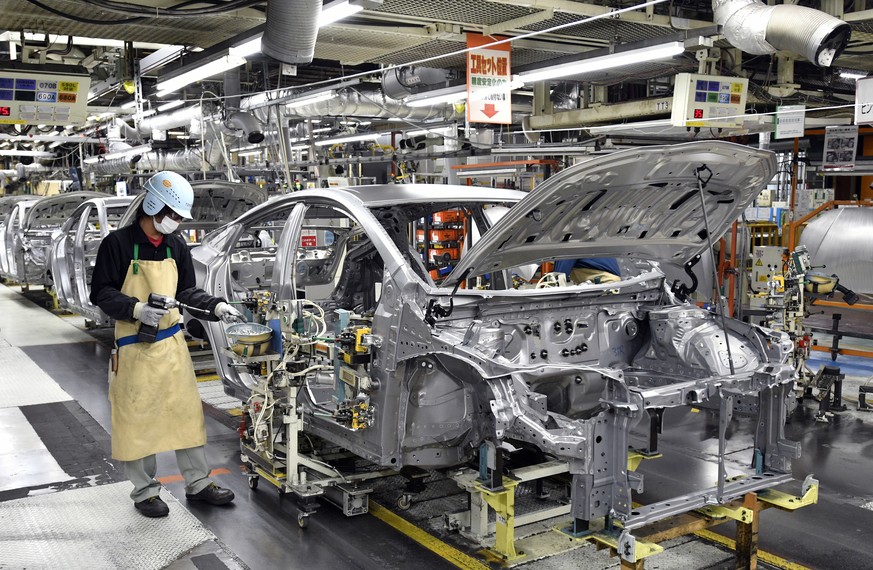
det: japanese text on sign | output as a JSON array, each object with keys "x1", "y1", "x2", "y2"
[
  {"x1": 469, "y1": 54, "x2": 509, "y2": 77},
  {"x1": 466, "y1": 33, "x2": 512, "y2": 125}
]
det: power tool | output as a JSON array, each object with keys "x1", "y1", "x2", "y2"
[{"x1": 137, "y1": 293, "x2": 213, "y2": 343}]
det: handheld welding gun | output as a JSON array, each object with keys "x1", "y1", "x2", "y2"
[{"x1": 137, "y1": 293, "x2": 213, "y2": 343}]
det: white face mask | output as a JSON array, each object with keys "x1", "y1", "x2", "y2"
[{"x1": 153, "y1": 215, "x2": 180, "y2": 234}]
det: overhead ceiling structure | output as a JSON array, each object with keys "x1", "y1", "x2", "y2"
[{"x1": 1, "y1": 0, "x2": 872, "y2": 150}]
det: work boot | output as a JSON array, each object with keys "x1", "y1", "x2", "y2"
[
  {"x1": 134, "y1": 496, "x2": 169, "y2": 518},
  {"x1": 186, "y1": 483, "x2": 234, "y2": 505}
]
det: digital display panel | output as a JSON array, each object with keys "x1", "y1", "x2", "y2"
[{"x1": 0, "y1": 66, "x2": 89, "y2": 125}]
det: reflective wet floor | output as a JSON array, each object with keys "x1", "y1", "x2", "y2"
[{"x1": 3, "y1": 283, "x2": 873, "y2": 569}]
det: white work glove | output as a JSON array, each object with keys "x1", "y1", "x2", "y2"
[
  {"x1": 133, "y1": 302, "x2": 168, "y2": 327},
  {"x1": 214, "y1": 302, "x2": 244, "y2": 324}
]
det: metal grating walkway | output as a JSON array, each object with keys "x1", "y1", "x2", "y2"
[{"x1": 0, "y1": 483, "x2": 215, "y2": 569}]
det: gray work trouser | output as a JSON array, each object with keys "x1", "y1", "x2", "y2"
[{"x1": 124, "y1": 445, "x2": 213, "y2": 502}]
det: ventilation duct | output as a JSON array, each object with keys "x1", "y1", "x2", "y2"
[
  {"x1": 84, "y1": 122, "x2": 227, "y2": 176},
  {"x1": 277, "y1": 89, "x2": 464, "y2": 122},
  {"x1": 1, "y1": 163, "x2": 48, "y2": 180},
  {"x1": 261, "y1": 0, "x2": 323, "y2": 64},
  {"x1": 223, "y1": 111, "x2": 265, "y2": 144},
  {"x1": 136, "y1": 105, "x2": 203, "y2": 135},
  {"x1": 381, "y1": 67, "x2": 453, "y2": 100},
  {"x1": 713, "y1": 0, "x2": 851, "y2": 67}
]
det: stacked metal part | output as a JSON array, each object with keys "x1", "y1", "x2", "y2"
[{"x1": 799, "y1": 207, "x2": 873, "y2": 294}]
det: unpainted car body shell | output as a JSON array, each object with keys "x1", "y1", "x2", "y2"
[{"x1": 193, "y1": 141, "x2": 799, "y2": 529}]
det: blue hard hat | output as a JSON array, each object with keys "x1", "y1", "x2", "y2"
[{"x1": 142, "y1": 171, "x2": 194, "y2": 219}]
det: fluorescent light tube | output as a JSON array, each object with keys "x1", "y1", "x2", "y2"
[
  {"x1": 314, "y1": 133, "x2": 380, "y2": 146},
  {"x1": 156, "y1": 52, "x2": 247, "y2": 96},
  {"x1": 840, "y1": 71, "x2": 867, "y2": 80},
  {"x1": 133, "y1": 109, "x2": 157, "y2": 120},
  {"x1": 0, "y1": 31, "x2": 176, "y2": 50},
  {"x1": 286, "y1": 91, "x2": 335, "y2": 109},
  {"x1": 319, "y1": 0, "x2": 363, "y2": 26},
  {"x1": 121, "y1": 100, "x2": 137, "y2": 109},
  {"x1": 234, "y1": 144, "x2": 264, "y2": 152},
  {"x1": 406, "y1": 85, "x2": 467, "y2": 107},
  {"x1": 458, "y1": 168, "x2": 518, "y2": 176},
  {"x1": 233, "y1": 36, "x2": 262, "y2": 57},
  {"x1": 289, "y1": 145, "x2": 310, "y2": 152},
  {"x1": 519, "y1": 41, "x2": 685, "y2": 83},
  {"x1": 311, "y1": 127, "x2": 333, "y2": 134},
  {"x1": 157, "y1": 100, "x2": 186, "y2": 112}
]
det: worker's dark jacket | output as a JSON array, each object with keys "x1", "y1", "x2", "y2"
[{"x1": 89, "y1": 222, "x2": 223, "y2": 322}]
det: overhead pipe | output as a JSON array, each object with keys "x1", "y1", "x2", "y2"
[
  {"x1": 223, "y1": 111, "x2": 265, "y2": 144},
  {"x1": 136, "y1": 105, "x2": 203, "y2": 135},
  {"x1": 83, "y1": 141, "x2": 226, "y2": 176},
  {"x1": 713, "y1": 0, "x2": 851, "y2": 67},
  {"x1": 261, "y1": 0, "x2": 323, "y2": 64},
  {"x1": 86, "y1": 121, "x2": 229, "y2": 175},
  {"x1": 114, "y1": 118, "x2": 141, "y2": 142},
  {"x1": 277, "y1": 89, "x2": 464, "y2": 122},
  {"x1": 381, "y1": 67, "x2": 453, "y2": 100}
]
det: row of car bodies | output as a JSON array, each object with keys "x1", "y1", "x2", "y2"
[
  {"x1": 0, "y1": 182, "x2": 266, "y2": 326},
  {"x1": 0, "y1": 141, "x2": 804, "y2": 531}
]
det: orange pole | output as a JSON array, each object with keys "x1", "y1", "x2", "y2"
[
  {"x1": 811, "y1": 300, "x2": 873, "y2": 311},
  {"x1": 810, "y1": 345, "x2": 873, "y2": 359}
]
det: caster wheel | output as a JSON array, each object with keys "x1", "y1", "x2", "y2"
[
  {"x1": 248, "y1": 475, "x2": 259, "y2": 490},
  {"x1": 298, "y1": 513, "x2": 309, "y2": 528},
  {"x1": 396, "y1": 495, "x2": 412, "y2": 511}
]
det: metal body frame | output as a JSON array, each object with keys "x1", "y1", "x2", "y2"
[
  {"x1": 2, "y1": 192, "x2": 102, "y2": 287},
  {"x1": 50, "y1": 196, "x2": 135, "y2": 325},
  {"x1": 195, "y1": 144, "x2": 802, "y2": 534},
  {"x1": 0, "y1": 196, "x2": 38, "y2": 281}
]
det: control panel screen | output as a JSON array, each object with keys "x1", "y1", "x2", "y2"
[
  {"x1": 670, "y1": 73, "x2": 748, "y2": 128},
  {"x1": 0, "y1": 68, "x2": 90, "y2": 126}
]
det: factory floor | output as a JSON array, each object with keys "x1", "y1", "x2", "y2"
[{"x1": 2, "y1": 283, "x2": 873, "y2": 570}]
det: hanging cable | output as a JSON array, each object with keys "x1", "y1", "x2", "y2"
[
  {"x1": 80, "y1": 0, "x2": 263, "y2": 16},
  {"x1": 695, "y1": 164, "x2": 736, "y2": 376},
  {"x1": 23, "y1": 0, "x2": 146, "y2": 24}
]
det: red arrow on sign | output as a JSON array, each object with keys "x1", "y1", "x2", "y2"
[{"x1": 482, "y1": 103, "x2": 499, "y2": 118}]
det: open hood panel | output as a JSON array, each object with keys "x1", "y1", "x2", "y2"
[{"x1": 446, "y1": 141, "x2": 776, "y2": 285}]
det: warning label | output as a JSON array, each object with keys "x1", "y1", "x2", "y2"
[
  {"x1": 300, "y1": 229, "x2": 317, "y2": 248},
  {"x1": 755, "y1": 259, "x2": 763, "y2": 266}
]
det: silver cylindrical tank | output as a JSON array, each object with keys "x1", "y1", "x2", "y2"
[{"x1": 799, "y1": 207, "x2": 873, "y2": 294}]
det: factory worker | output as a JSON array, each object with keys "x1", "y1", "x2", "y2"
[
  {"x1": 90, "y1": 171, "x2": 244, "y2": 518},
  {"x1": 554, "y1": 257, "x2": 621, "y2": 285}
]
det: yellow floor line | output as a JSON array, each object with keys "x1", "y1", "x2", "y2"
[
  {"x1": 196, "y1": 373, "x2": 220, "y2": 382},
  {"x1": 368, "y1": 502, "x2": 491, "y2": 570},
  {"x1": 694, "y1": 529, "x2": 811, "y2": 570}
]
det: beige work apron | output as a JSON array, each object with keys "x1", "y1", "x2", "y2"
[{"x1": 108, "y1": 244, "x2": 206, "y2": 461}]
